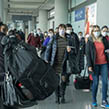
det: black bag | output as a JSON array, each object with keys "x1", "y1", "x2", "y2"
[
  {"x1": 1, "y1": 35, "x2": 59, "y2": 107},
  {"x1": 74, "y1": 66, "x2": 91, "y2": 89},
  {"x1": 1, "y1": 51, "x2": 37, "y2": 108}
]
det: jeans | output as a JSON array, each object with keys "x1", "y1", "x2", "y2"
[{"x1": 92, "y1": 64, "x2": 108, "y2": 102}]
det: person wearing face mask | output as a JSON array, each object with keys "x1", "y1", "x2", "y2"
[
  {"x1": 65, "y1": 24, "x2": 79, "y2": 85},
  {"x1": 101, "y1": 26, "x2": 109, "y2": 80},
  {"x1": 41, "y1": 29, "x2": 55, "y2": 60},
  {"x1": 86, "y1": 25, "x2": 109, "y2": 108},
  {"x1": 0, "y1": 23, "x2": 16, "y2": 109},
  {"x1": 44, "y1": 24, "x2": 73, "y2": 104},
  {"x1": 37, "y1": 28, "x2": 44, "y2": 44},
  {"x1": 77, "y1": 32, "x2": 85, "y2": 74},
  {"x1": 27, "y1": 30, "x2": 41, "y2": 49}
]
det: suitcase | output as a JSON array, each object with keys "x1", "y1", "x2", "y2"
[{"x1": 74, "y1": 65, "x2": 91, "y2": 90}]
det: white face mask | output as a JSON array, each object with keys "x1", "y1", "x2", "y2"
[
  {"x1": 78, "y1": 35, "x2": 83, "y2": 39},
  {"x1": 48, "y1": 33, "x2": 53, "y2": 37},
  {"x1": 34, "y1": 33, "x2": 37, "y2": 37},
  {"x1": 66, "y1": 30, "x2": 72, "y2": 34},
  {"x1": 93, "y1": 32, "x2": 100, "y2": 37},
  {"x1": 59, "y1": 30, "x2": 65, "y2": 36},
  {"x1": 37, "y1": 31, "x2": 41, "y2": 35},
  {"x1": 101, "y1": 32, "x2": 107, "y2": 37}
]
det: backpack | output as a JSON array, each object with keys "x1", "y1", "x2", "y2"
[{"x1": 1, "y1": 35, "x2": 59, "y2": 107}]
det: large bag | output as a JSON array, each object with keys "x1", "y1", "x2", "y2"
[
  {"x1": 74, "y1": 66, "x2": 91, "y2": 90},
  {"x1": 1, "y1": 35, "x2": 59, "y2": 107}
]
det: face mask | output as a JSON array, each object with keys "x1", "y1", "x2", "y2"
[
  {"x1": 101, "y1": 32, "x2": 107, "y2": 37},
  {"x1": 78, "y1": 35, "x2": 82, "y2": 39},
  {"x1": 45, "y1": 33, "x2": 48, "y2": 36},
  {"x1": 66, "y1": 30, "x2": 72, "y2": 34},
  {"x1": 93, "y1": 32, "x2": 100, "y2": 37},
  {"x1": 48, "y1": 33, "x2": 53, "y2": 37},
  {"x1": 59, "y1": 30, "x2": 65, "y2": 36},
  {"x1": 34, "y1": 32, "x2": 37, "y2": 37},
  {"x1": 37, "y1": 31, "x2": 40, "y2": 35}
]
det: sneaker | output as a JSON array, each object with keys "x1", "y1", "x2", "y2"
[
  {"x1": 92, "y1": 102, "x2": 97, "y2": 107},
  {"x1": 101, "y1": 101, "x2": 109, "y2": 108}
]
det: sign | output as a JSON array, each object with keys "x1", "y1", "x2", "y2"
[
  {"x1": 12, "y1": 15, "x2": 32, "y2": 22},
  {"x1": 75, "y1": 7, "x2": 85, "y2": 21},
  {"x1": 85, "y1": 3, "x2": 97, "y2": 35}
]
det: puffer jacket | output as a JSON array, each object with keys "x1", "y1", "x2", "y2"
[{"x1": 44, "y1": 33, "x2": 79, "y2": 75}]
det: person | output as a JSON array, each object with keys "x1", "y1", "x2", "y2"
[
  {"x1": 101, "y1": 26, "x2": 109, "y2": 79},
  {"x1": 43, "y1": 31, "x2": 48, "y2": 40},
  {"x1": 86, "y1": 25, "x2": 109, "y2": 108},
  {"x1": 77, "y1": 32, "x2": 85, "y2": 73},
  {"x1": 37, "y1": 28, "x2": 44, "y2": 44},
  {"x1": 44, "y1": 24, "x2": 73, "y2": 104},
  {"x1": 65, "y1": 24, "x2": 80, "y2": 84},
  {"x1": 55, "y1": 27, "x2": 59, "y2": 35},
  {"x1": 27, "y1": 30, "x2": 41, "y2": 49},
  {"x1": 0, "y1": 23, "x2": 16, "y2": 109},
  {"x1": 41, "y1": 29, "x2": 55, "y2": 61}
]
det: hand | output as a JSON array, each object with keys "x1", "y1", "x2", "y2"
[
  {"x1": 88, "y1": 67, "x2": 93, "y2": 72},
  {"x1": 105, "y1": 49, "x2": 109, "y2": 53},
  {"x1": 62, "y1": 76, "x2": 66, "y2": 82},
  {"x1": 67, "y1": 46, "x2": 71, "y2": 52},
  {"x1": 45, "y1": 60, "x2": 48, "y2": 63}
]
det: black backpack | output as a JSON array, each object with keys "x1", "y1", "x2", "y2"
[{"x1": 1, "y1": 35, "x2": 59, "y2": 107}]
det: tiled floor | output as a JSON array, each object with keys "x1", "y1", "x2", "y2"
[{"x1": 21, "y1": 76, "x2": 107, "y2": 109}]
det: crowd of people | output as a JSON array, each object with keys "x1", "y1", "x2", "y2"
[{"x1": 0, "y1": 21, "x2": 109, "y2": 108}]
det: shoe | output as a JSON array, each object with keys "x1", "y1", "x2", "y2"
[
  {"x1": 92, "y1": 102, "x2": 97, "y2": 107},
  {"x1": 101, "y1": 101, "x2": 109, "y2": 108},
  {"x1": 61, "y1": 96, "x2": 65, "y2": 104},
  {"x1": 55, "y1": 96, "x2": 60, "y2": 104}
]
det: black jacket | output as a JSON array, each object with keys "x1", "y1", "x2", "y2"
[
  {"x1": 71, "y1": 32, "x2": 79, "y2": 54},
  {"x1": 0, "y1": 32, "x2": 5, "y2": 83},
  {"x1": 86, "y1": 36, "x2": 109, "y2": 71},
  {"x1": 77, "y1": 37, "x2": 85, "y2": 71}
]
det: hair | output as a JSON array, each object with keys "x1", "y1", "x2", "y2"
[
  {"x1": 59, "y1": 24, "x2": 66, "y2": 29},
  {"x1": 56, "y1": 27, "x2": 59, "y2": 30},
  {"x1": 91, "y1": 25, "x2": 102, "y2": 42},
  {"x1": 101, "y1": 25, "x2": 108, "y2": 30},
  {"x1": 48, "y1": 29, "x2": 54, "y2": 33},
  {"x1": 78, "y1": 32, "x2": 83, "y2": 35},
  {"x1": 66, "y1": 24, "x2": 72, "y2": 28},
  {"x1": 1, "y1": 24, "x2": 8, "y2": 33},
  {"x1": 0, "y1": 22, "x2": 3, "y2": 27}
]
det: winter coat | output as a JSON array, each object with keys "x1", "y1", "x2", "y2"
[
  {"x1": 44, "y1": 33, "x2": 79, "y2": 75},
  {"x1": 27, "y1": 34, "x2": 41, "y2": 48},
  {"x1": 86, "y1": 36, "x2": 109, "y2": 71}
]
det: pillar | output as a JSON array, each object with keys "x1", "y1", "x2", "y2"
[
  {"x1": 96, "y1": 0, "x2": 109, "y2": 27},
  {"x1": 55, "y1": 0, "x2": 68, "y2": 28},
  {"x1": 0, "y1": 0, "x2": 4, "y2": 22},
  {"x1": 38, "y1": 10, "x2": 48, "y2": 32},
  {"x1": 28, "y1": 20, "x2": 33, "y2": 34}
]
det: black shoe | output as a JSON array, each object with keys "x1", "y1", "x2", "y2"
[
  {"x1": 61, "y1": 96, "x2": 65, "y2": 104},
  {"x1": 55, "y1": 96, "x2": 60, "y2": 104}
]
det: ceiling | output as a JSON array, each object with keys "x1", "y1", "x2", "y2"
[{"x1": 7, "y1": 0, "x2": 55, "y2": 16}]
